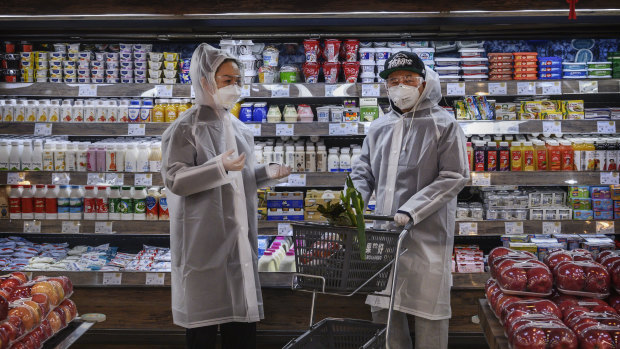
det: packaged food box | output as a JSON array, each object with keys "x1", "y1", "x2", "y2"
[
  {"x1": 563, "y1": 100, "x2": 585, "y2": 113},
  {"x1": 496, "y1": 102, "x2": 517, "y2": 112},
  {"x1": 434, "y1": 66, "x2": 461, "y2": 75},
  {"x1": 563, "y1": 70, "x2": 588, "y2": 77},
  {"x1": 456, "y1": 261, "x2": 484, "y2": 273},
  {"x1": 565, "y1": 112, "x2": 585, "y2": 120},
  {"x1": 552, "y1": 234, "x2": 583, "y2": 250},
  {"x1": 489, "y1": 74, "x2": 513, "y2": 81},
  {"x1": 539, "y1": 73, "x2": 562, "y2": 80},
  {"x1": 611, "y1": 185, "x2": 620, "y2": 199},
  {"x1": 462, "y1": 66, "x2": 488, "y2": 75},
  {"x1": 412, "y1": 48, "x2": 435, "y2": 61},
  {"x1": 587, "y1": 62, "x2": 612, "y2": 69},
  {"x1": 434, "y1": 58, "x2": 461, "y2": 67},
  {"x1": 514, "y1": 73, "x2": 538, "y2": 80},
  {"x1": 562, "y1": 62, "x2": 587, "y2": 70},
  {"x1": 266, "y1": 192, "x2": 304, "y2": 209},
  {"x1": 593, "y1": 199, "x2": 613, "y2": 212},
  {"x1": 487, "y1": 53, "x2": 513, "y2": 63},
  {"x1": 459, "y1": 48, "x2": 485, "y2": 58},
  {"x1": 574, "y1": 210, "x2": 594, "y2": 220},
  {"x1": 541, "y1": 112, "x2": 563, "y2": 120},
  {"x1": 508, "y1": 242, "x2": 538, "y2": 254},
  {"x1": 514, "y1": 61, "x2": 538, "y2": 67},
  {"x1": 540, "y1": 100, "x2": 559, "y2": 112},
  {"x1": 588, "y1": 68, "x2": 613, "y2": 77},
  {"x1": 514, "y1": 67, "x2": 538, "y2": 73},
  {"x1": 461, "y1": 57, "x2": 489, "y2": 67},
  {"x1": 489, "y1": 67, "x2": 513, "y2": 74},
  {"x1": 518, "y1": 112, "x2": 539, "y2": 120},
  {"x1": 594, "y1": 210, "x2": 614, "y2": 220},
  {"x1": 522, "y1": 101, "x2": 543, "y2": 113},
  {"x1": 539, "y1": 67, "x2": 562, "y2": 73},
  {"x1": 590, "y1": 186, "x2": 611, "y2": 199},
  {"x1": 513, "y1": 52, "x2": 538, "y2": 61},
  {"x1": 538, "y1": 57, "x2": 562, "y2": 67},
  {"x1": 462, "y1": 75, "x2": 488, "y2": 82},
  {"x1": 569, "y1": 198, "x2": 592, "y2": 210}
]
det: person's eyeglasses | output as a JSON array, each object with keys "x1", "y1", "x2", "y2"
[
  {"x1": 215, "y1": 74, "x2": 243, "y2": 86},
  {"x1": 386, "y1": 75, "x2": 424, "y2": 87}
]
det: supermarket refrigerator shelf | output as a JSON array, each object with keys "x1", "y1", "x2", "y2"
[
  {"x1": 468, "y1": 171, "x2": 613, "y2": 186},
  {"x1": 455, "y1": 219, "x2": 620, "y2": 236},
  {"x1": 0, "y1": 122, "x2": 170, "y2": 136},
  {"x1": 0, "y1": 171, "x2": 164, "y2": 186},
  {"x1": 0, "y1": 220, "x2": 171, "y2": 234}
]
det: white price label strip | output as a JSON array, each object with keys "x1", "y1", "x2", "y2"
[
  {"x1": 346, "y1": 122, "x2": 359, "y2": 135},
  {"x1": 459, "y1": 222, "x2": 478, "y2": 236},
  {"x1": 128, "y1": 124, "x2": 146, "y2": 136},
  {"x1": 250, "y1": 124, "x2": 261, "y2": 137},
  {"x1": 542, "y1": 121, "x2": 562, "y2": 134},
  {"x1": 23, "y1": 221, "x2": 41, "y2": 233},
  {"x1": 7, "y1": 172, "x2": 24, "y2": 185},
  {"x1": 87, "y1": 173, "x2": 106, "y2": 185},
  {"x1": 95, "y1": 221, "x2": 113, "y2": 234},
  {"x1": 240, "y1": 85, "x2": 251, "y2": 98},
  {"x1": 271, "y1": 85, "x2": 290, "y2": 98},
  {"x1": 517, "y1": 82, "x2": 536, "y2": 95},
  {"x1": 324, "y1": 84, "x2": 339, "y2": 97},
  {"x1": 329, "y1": 123, "x2": 349, "y2": 136},
  {"x1": 471, "y1": 172, "x2": 491, "y2": 186},
  {"x1": 446, "y1": 83, "x2": 466, "y2": 96},
  {"x1": 505, "y1": 221, "x2": 524, "y2": 235},
  {"x1": 34, "y1": 123, "x2": 52, "y2": 136},
  {"x1": 156, "y1": 85, "x2": 173, "y2": 97},
  {"x1": 542, "y1": 221, "x2": 561, "y2": 234},
  {"x1": 361, "y1": 83, "x2": 381, "y2": 97},
  {"x1": 278, "y1": 223, "x2": 293, "y2": 236},
  {"x1": 597, "y1": 121, "x2": 616, "y2": 134},
  {"x1": 52, "y1": 173, "x2": 71, "y2": 185},
  {"x1": 103, "y1": 273, "x2": 122, "y2": 285},
  {"x1": 78, "y1": 84, "x2": 97, "y2": 97},
  {"x1": 146, "y1": 273, "x2": 165, "y2": 285},
  {"x1": 106, "y1": 173, "x2": 124, "y2": 185},
  {"x1": 539, "y1": 81, "x2": 562, "y2": 95},
  {"x1": 134, "y1": 173, "x2": 152, "y2": 186},
  {"x1": 276, "y1": 124, "x2": 294, "y2": 136},
  {"x1": 488, "y1": 82, "x2": 507, "y2": 95},
  {"x1": 61, "y1": 221, "x2": 80, "y2": 234},
  {"x1": 596, "y1": 221, "x2": 615, "y2": 234},
  {"x1": 600, "y1": 172, "x2": 619, "y2": 185},
  {"x1": 579, "y1": 81, "x2": 599, "y2": 94},
  {"x1": 288, "y1": 174, "x2": 307, "y2": 186}
]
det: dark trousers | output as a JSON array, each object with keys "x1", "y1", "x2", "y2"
[{"x1": 186, "y1": 322, "x2": 257, "y2": 349}]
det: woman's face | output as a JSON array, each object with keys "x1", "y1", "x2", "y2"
[{"x1": 214, "y1": 60, "x2": 241, "y2": 89}]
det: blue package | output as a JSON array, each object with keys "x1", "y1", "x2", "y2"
[
  {"x1": 563, "y1": 70, "x2": 588, "y2": 77},
  {"x1": 593, "y1": 199, "x2": 613, "y2": 211},
  {"x1": 539, "y1": 67, "x2": 562, "y2": 73},
  {"x1": 590, "y1": 186, "x2": 612, "y2": 199},
  {"x1": 180, "y1": 58, "x2": 191, "y2": 71},
  {"x1": 257, "y1": 236, "x2": 269, "y2": 257},
  {"x1": 539, "y1": 73, "x2": 562, "y2": 79},
  {"x1": 563, "y1": 62, "x2": 587, "y2": 71},
  {"x1": 594, "y1": 210, "x2": 614, "y2": 220},
  {"x1": 538, "y1": 57, "x2": 562, "y2": 67},
  {"x1": 574, "y1": 210, "x2": 594, "y2": 220}
]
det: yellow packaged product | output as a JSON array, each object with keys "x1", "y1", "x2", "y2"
[
  {"x1": 454, "y1": 101, "x2": 468, "y2": 120},
  {"x1": 540, "y1": 100, "x2": 557, "y2": 113},
  {"x1": 152, "y1": 99, "x2": 165, "y2": 122},
  {"x1": 565, "y1": 112, "x2": 585, "y2": 120},
  {"x1": 518, "y1": 112, "x2": 538, "y2": 120},
  {"x1": 163, "y1": 52, "x2": 179, "y2": 62},
  {"x1": 522, "y1": 101, "x2": 543, "y2": 113},
  {"x1": 177, "y1": 99, "x2": 190, "y2": 115},
  {"x1": 164, "y1": 100, "x2": 178, "y2": 122},
  {"x1": 496, "y1": 113, "x2": 517, "y2": 121},
  {"x1": 508, "y1": 242, "x2": 538, "y2": 254},
  {"x1": 541, "y1": 112, "x2": 563, "y2": 120},
  {"x1": 563, "y1": 100, "x2": 584, "y2": 113}
]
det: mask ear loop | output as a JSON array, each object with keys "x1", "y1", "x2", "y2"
[{"x1": 402, "y1": 82, "x2": 425, "y2": 151}]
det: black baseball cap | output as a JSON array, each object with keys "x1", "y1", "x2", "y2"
[{"x1": 379, "y1": 51, "x2": 426, "y2": 80}]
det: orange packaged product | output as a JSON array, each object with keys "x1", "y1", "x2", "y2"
[
  {"x1": 489, "y1": 62, "x2": 514, "y2": 69},
  {"x1": 514, "y1": 67, "x2": 538, "y2": 73},
  {"x1": 490, "y1": 68, "x2": 513, "y2": 74},
  {"x1": 513, "y1": 52, "x2": 538, "y2": 61},
  {"x1": 514, "y1": 61, "x2": 538, "y2": 67},
  {"x1": 514, "y1": 73, "x2": 538, "y2": 80},
  {"x1": 489, "y1": 74, "x2": 513, "y2": 81},
  {"x1": 547, "y1": 141, "x2": 562, "y2": 171}
]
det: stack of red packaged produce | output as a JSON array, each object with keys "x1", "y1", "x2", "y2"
[
  {"x1": 302, "y1": 39, "x2": 360, "y2": 84},
  {"x1": 485, "y1": 246, "x2": 620, "y2": 348},
  {"x1": 514, "y1": 52, "x2": 539, "y2": 80},
  {"x1": 0, "y1": 272, "x2": 78, "y2": 349},
  {"x1": 488, "y1": 53, "x2": 514, "y2": 81}
]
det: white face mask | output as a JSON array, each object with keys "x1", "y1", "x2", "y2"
[
  {"x1": 214, "y1": 84, "x2": 242, "y2": 110},
  {"x1": 387, "y1": 84, "x2": 421, "y2": 111}
]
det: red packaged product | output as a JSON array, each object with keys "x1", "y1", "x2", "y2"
[
  {"x1": 513, "y1": 52, "x2": 538, "y2": 61},
  {"x1": 488, "y1": 248, "x2": 537, "y2": 279},
  {"x1": 303, "y1": 39, "x2": 320, "y2": 63},
  {"x1": 501, "y1": 298, "x2": 562, "y2": 322},
  {"x1": 510, "y1": 321, "x2": 578, "y2": 349},
  {"x1": 554, "y1": 260, "x2": 611, "y2": 298},
  {"x1": 577, "y1": 324, "x2": 620, "y2": 348},
  {"x1": 485, "y1": 279, "x2": 504, "y2": 316},
  {"x1": 496, "y1": 260, "x2": 553, "y2": 296},
  {"x1": 514, "y1": 61, "x2": 538, "y2": 67},
  {"x1": 489, "y1": 62, "x2": 514, "y2": 69},
  {"x1": 514, "y1": 74, "x2": 538, "y2": 80},
  {"x1": 493, "y1": 293, "x2": 520, "y2": 319},
  {"x1": 514, "y1": 67, "x2": 538, "y2": 73},
  {"x1": 322, "y1": 61, "x2": 340, "y2": 84},
  {"x1": 342, "y1": 39, "x2": 360, "y2": 62},
  {"x1": 487, "y1": 53, "x2": 514, "y2": 63},
  {"x1": 489, "y1": 68, "x2": 513, "y2": 74},
  {"x1": 323, "y1": 39, "x2": 341, "y2": 63},
  {"x1": 342, "y1": 61, "x2": 360, "y2": 83},
  {"x1": 302, "y1": 62, "x2": 320, "y2": 83},
  {"x1": 505, "y1": 312, "x2": 564, "y2": 338},
  {"x1": 597, "y1": 250, "x2": 618, "y2": 263}
]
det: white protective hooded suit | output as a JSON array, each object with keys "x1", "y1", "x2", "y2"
[
  {"x1": 161, "y1": 44, "x2": 275, "y2": 328},
  {"x1": 351, "y1": 68, "x2": 470, "y2": 320}
]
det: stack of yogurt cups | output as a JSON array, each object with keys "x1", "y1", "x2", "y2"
[
  {"x1": 360, "y1": 42, "x2": 435, "y2": 83},
  {"x1": 220, "y1": 40, "x2": 257, "y2": 84},
  {"x1": 19, "y1": 51, "x2": 35, "y2": 83},
  {"x1": 119, "y1": 43, "x2": 152, "y2": 84}
]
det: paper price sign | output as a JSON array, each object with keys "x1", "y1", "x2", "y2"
[
  {"x1": 600, "y1": 172, "x2": 619, "y2": 185},
  {"x1": 275, "y1": 124, "x2": 294, "y2": 136},
  {"x1": 542, "y1": 121, "x2": 562, "y2": 134},
  {"x1": 134, "y1": 173, "x2": 152, "y2": 186},
  {"x1": 156, "y1": 85, "x2": 173, "y2": 97},
  {"x1": 505, "y1": 222, "x2": 524, "y2": 235},
  {"x1": 471, "y1": 172, "x2": 491, "y2": 186},
  {"x1": 106, "y1": 173, "x2": 124, "y2": 185},
  {"x1": 329, "y1": 123, "x2": 349, "y2": 136},
  {"x1": 288, "y1": 174, "x2": 307, "y2": 186},
  {"x1": 61, "y1": 221, "x2": 80, "y2": 234},
  {"x1": 517, "y1": 82, "x2": 536, "y2": 95},
  {"x1": 596, "y1": 221, "x2": 615, "y2": 235},
  {"x1": 95, "y1": 222, "x2": 113, "y2": 234},
  {"x1": 7, "y1": 172, "x2": 25, "y2": 185},
  {"x1": 446, "y1": 83, "x2": 466, "y2": 96},
  {"x1": 459, "y1": 222, "x2": 478, "y2": 236},
  {"x1": 250, "y1": 124, "x2": 261, "y2": 137},
  {"x1": 539, "y1": 81, "x2": 562, "y2": 95},
  {"x1": 579, "y1": 81, "x2": 598, "y2": 94},
  {"x1": 34, "y1": 123, "x2": 52, "y2": 136},
  {"x1": 78, "y1": 84, "x2": 97, "y2": 97},
  {"x1": 597, "y1": 121, "x2": 616, "y2": 134},
  {"x1": 87, "y1": 173, "x2": 105, "y2": 185},
  {"x1": 240, "y1": 84, "x2": 251, "y2": 98},
  {"x1": 271, "y1": 85, "x2": 290, "y2": 98},
  {"x1": 361, "y1": 83, "x2": 381, "y2": 97},
  {"x1": 278, "y1": 223, "x2": 293, "y2": 236},
  {"x1": 128, "y1": 124, "x2": 146, "y2": 136},
  {"x1": 542, "y1": 221, "x2": 562, "y2": 234},
  {"x1": 52, "y1": 173, "x2": 71, "y2": 185},
  {"x1": 23, "y1": 221, "x2": 41, "y2": 233},
  {"x1": 103, "y1": 273, "x2": 122, "y2": 285},
  {"x1": 324, "y1": 84, "x2": 339, "y2": 97},
  {"x1": 488, "y1": 82, "x2": 507, "y2": 95},
  {"x1": 146, "y1": 273, "x2": 165, "y2": 285},
  {"x1": 346, "y1": 122, "x2": 359, "y2": 135}
]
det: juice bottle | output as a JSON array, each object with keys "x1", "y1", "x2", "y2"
[
  {"x1": 510, "y1": 141, "x2": 523, "y2": 171},
  {"x1": 499, "y1": 142, "x2": 510, "y2": 171},
  {"x1": 486, "y1": 142, "x2": 498, "y2": 171},
  {"x1": 152, "y1": 99, "x2": 165, "y2": 123},
  {"x1": 522, "y1": 141, "x2": 535, "y2": 171},
  {"x1": 533, "y1": 140, "x2": 548, "y2": 171},
  {"x1": 547, "y1": 141, "x2": 562, "y2": 171},
  {"x1": 466, "y1": 142, "x2": 473, "y2": 171},
  {"x1": 594, "y1": 140, "x2": 605, "y2": 171},
  {"x1": 572, "y1": 140, "x2": 584, "y2": 171},
  {"x1": 178, "y1": 99, "x2": 191, "y2": 115},
  {"x1": 560, "y1": 140, "x2": 574, "y2": 171},
  {"x1": 609, "y1": 139, "x2": 618, "y2": 172},
  {"x1": 473, "y1": 141, "x2": 486, "y2": 172},
  {"x1": 583, "y1": 139, "x2": 596, "y2": 171},
  {"x1": 164, "y1": 99, "x2": 178, "y2": 123}
]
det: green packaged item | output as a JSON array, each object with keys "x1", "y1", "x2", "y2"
[
  {"x1": 569, "y1": 198, "x2": 592, "y2": 210},
  {"x1": 454, "y1": 100, "x2": 468, "y2": 120},
  {"x1": 569, "y1": 186, "x2": 590, "y2": 199},
  {"x1": 588, "y1": 69, "x2": 612, "y2": 77},
  {"x1": 587, "y1": 62, "x2": 612, "y2": 69}
]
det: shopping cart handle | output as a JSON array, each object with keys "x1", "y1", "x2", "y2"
[{"x1": 363, "y1": 215, "x2": 394, "y2": 221}]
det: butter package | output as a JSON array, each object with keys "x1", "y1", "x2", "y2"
[
  {"x1": 495, "y1": 113, "x2": 517, "y2": 121},
  {"x1": 569, "y1": 186, "x2": 590, "y2": 199},
  {"x1": 496, "y1": 102, "x2": 517, "y2": 113},
  {"x1": 590, "y1": 186, "x2": 611, "y2": 199},
  {"x1": 593, "y1": 199, "x2": 613, "y2": 211},
  {"x1": 574, "y1": 210, "x2": 594, "y2": 220},
  {"x1": 552, "y1": 234, "x2": 583, "y2": 250},
  {"x1": 518, "y1": 112, "x2": 539, "y2": 120},
  {"x1": 266, "y1": 192, "x2": 304, "y2": 209},
  {"x1": 360, "y1": 98, "x2": 379, "y2": 122},
  {"x1": 541, "y1": 112, "x2": 564, "y2": 120}
]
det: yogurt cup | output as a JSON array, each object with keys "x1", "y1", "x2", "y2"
[
  {"x1": 67, "y1": 43, "x2": 80, "y2": 53},
  {"x1": 163, "y1": 78, "x2": 176, "y2": 84},
  {"x1": 239, "y1": 55, "x2": 257, "y2": 71},
  {"x1": 36, "y1": 69, "x2": 48, "y2": 78},
  {"x1": 50, "y1": 52, "x2": 66, "y2": 61},
  {"x1": 120, "y1": 69, "x2": 134, "y2": 77},
  {"x1": 50, "y1": 68, "x2": 62, "y2": 75},
  {"x1": 119, "y1": 43, "x2": 132, "y2": 52},
  {"x1": 179, "y1": 72, "x2": 191, "y2": 84},
  {"x1": 163, "y1": 61, "x2": 177, "y2": 70},
  {"x1": 90, "y1": 77, "x2": 103, "y2": 83},
  {"x1": 49, "y1": 61, "x2": 62, "y2": 68},
  {"x1": 163, "y1": 69, "x2": 177, "y2": 79},
  {"x1": 262, "y1": 47, "x2": 279, "y2": 67},
  {"x1": 343, "y1": 61, "x2": 360, "y2": 83},
  {"x1": 359, "y1": 48, "x2": 375, "y2": 61},
  {"x1": 65, "y1": 77, "x2": 77, "y2": 83},
  {"x1": 67, "y1": 53, "x2": 79, "y2": 61},
  {"x1": 77, "y1": 69, "x2": 90, "y2": 75},
  {"x1": 106, "y1": 61, "x2": 119, "y2": 69},
  {"x1": 134, "y1": 69, "x2": 147, "y2": 78},
  {"x1": 343, "y1": 39, "x2": 360, "y2": 62},
  {"x1": 388, "y1": 41, "x2": 407, "y2": 48},
  {"x1": 148, "y1": 61, "x2": 161, "y2": 70},
  {"x1": 20, "y1": 52, "x2": 34, "y2": 60},
  {"x1": 163, "y1": 52, "x2": 178, "y2": 61},
  {"x1": 375, "y1": 48, "x2": 391, "y2": 61},
  {"x1": 243, "y1": 75, "x2": 255, "y2": 84},
  {"x1": 93, "y1": 52, "x2": 105, "y2": 61},
  {"x1": 316, "y1": 106, "x2": 330, "y2": 122},
  {"x1": 148, "y1": 78, "x2": 162, "y2": 84},
  {"x1": 77, "y1": 60, "x2": 91, "y2": 69},
  {"x1": 120, "y1": 52, "x2": 132, "y2": 61},
  {"x1": 77, "y1": 77, "x2": 90, "y2": 83},
  {"x1": 303, "y1": 39, "x2": 320, "y2": 63},
  {"x1": 133, "y1": 52, "x2": 147, "y2": 60},
  {"x1": 20, "y1": 61, "x2": 33, "y2": 68},
  {"x1": 78, "y1": 51, "x2": 92, "y2": 60},
  {"x1": 376, "y1": 63, "x2": 386, "y2": 75},
  {"x1": 148, "y1": 52, "x2": 163, "y2": 62},
  {"x1": 134, "y1": 61, "x2": 148, "y2": 69},
  {"x1": 50, "y1": 77, "x2": 62, "y2": 83},
  {"x1": 121, "y1": 78, "x2": 134, "y2": 84},
  {"x1": 322, "y1": 61, "x2": 340, "y2": 84},
  {"x1": 106, "y1": 52, "x2": 119, "y2": 62},
  {"x1": 148, "y1": 69, "x2": 162, "y2": 78},
  {"x1": 302, "y1": 62, "x2": 319, "y2": 83},
  {"x1": 135, "y1": 78, "x2": 147, "y2": 84},
  {"x1": 36, "y1": 51, "x2": 48, "y2": 60},
  {"x1": 64, "y1": 68, "x2": 76, "y2": 75},
  {"x1": 360, "y1": 72, "x2": 375, "y2": 83},
  {"x1": 323, "y1": 39, "x2": 342, "y2": 63},
  {"x1": 118, "y1": 61, "x2": 132, "y2": 69},
  {"x1": 361, "y1": 63, "x2": 375, "y2": 74},
  {"x1": 412, "y1": 48, "x2": 435, "y2": 61},
  {"x1": 106, "y1": 78, "x2": 120, "y2": 83},
  {"x1": 133, "y1": 44, "x2": 147, "y2": 51}
]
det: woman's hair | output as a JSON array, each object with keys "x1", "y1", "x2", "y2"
[{"x1": 216, "y1": 58, "x2": 239, "y2": 75}]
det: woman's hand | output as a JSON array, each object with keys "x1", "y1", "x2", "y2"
[
  {"x1": 222, "y1": 149, "x2": 246, "y2": 171},
  {"x1": 267, "y1": 164, "x2": 292, "y2": 179}
]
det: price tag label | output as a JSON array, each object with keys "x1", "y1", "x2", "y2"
[
  {"x1": 597, "y1": 121, "x2": 616, "y2": 134},
  {"x1": 346, "y1": 122, "x2": 359, "y2": 135},
  {"x1": 87, "y1": 173, "x2": 105, "y2": 185},
  {"x1": 51, "y1": 173, "x2": 71, "y2": 185},
  {"x1": 7, "y1": 172, "x2": 24, "y2": 185},
  {"x1": 95, "y1": 221, "x2": 113, "y2": 234},
  {"x1": 103, "y1": 273, "x2": 122, "y2": 285},
  {"x1": 106, "y1": 173, "x2": 124, "y2": 185},
  {"x1": 156, "y1": 85, "x2": 173, "y2": 97},
  {"x1": 288, "y1": 174, "x2": 307, "y2": 186},
  {"x1": 517, "y1": 82, "x2": 536, "y2": 95},
  {"x1": 488, "y1": 82, "x2": 507, "y2": 95},
  {"x1": 600, "y1": 172, "x2": 619, "y2": 185},
  {"x1": 324, "y1": 84, "x2": 339, "y2": 97},
  {"x1": 61, "y1": 221, "x2": 80, "y2": 234},
  {"x1": 128, "y1": 124, "x2": 146, "y2": 136},
  {"x1": 34, "y1": 123, "x2": 52, "y2": 136},
  {"x1": 362, "y1": 122, "x2": 371, "y2": 135},
  {"x1": 240, "y1": 84, "x2": 251, "y2": 98},
  {"x1": 596, "y1": 221, "x2": 615, "y2": 235},
  {"x1": 471, "y1": 172, "x2": 491, "y2": 186},
  {"x1": 505, "y1": 221, "x2": 524, "y2": 235},
  {"x1": 579, "y1": 81, "x2": 599, "y2": 94},
  {"x1": 271, "y1": 85, "x2": 290, "y2": 98},
  {"x1": 276, "y1": 124, "x2": 294, "y2": 136},
  {"x1": 361, "y1": 83, "x2": 381, "y2": 97},
  {"x1": 543, "y1": 221, "x2": 562, "y2": 234},
  {"x1": 23, "y1": 221, "x2": 41, "y2": 233},
  {"x1": 446, "y1": 82, "x2": 466, "y2": 96},
  {"x1": 542, "y1": 121, "x2": 562, "y2": 134},
  {"x1": 190, "y1": 85, "x2": 195, "y2": 99},
  {"x1": 145, "y1": 273, "x2": 165, "y2": 285},
  {"x1": 539, "y1": 81, "x2": 562, "y2": 95},
  {"x1": 329, "y1": 123, "x2": 349, "y2": 136},
  {"x1": 134, "y1": 173, "x2": 152, "y2": 186},
  {"x1": 250, "y1": 124, "x2": 261, "y2": 137},
  {"x1": 278, "y1": 223, "x2": 293, "y2": 236},
  {"x1": 78, "y1": 84, "x2": 97, "y2": 97},
  {"x1": 459, "y1": 222, "x2": 478, "y2": 236}
]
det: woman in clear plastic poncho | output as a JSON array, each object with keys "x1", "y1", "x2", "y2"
[{"x1": 160, "y1": 43, "x2": 290, "y2": 349}]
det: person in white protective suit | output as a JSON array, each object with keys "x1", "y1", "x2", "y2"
[
  {"x1": 160, "y1": 43, "x2": 291, "y2": 349},
  {"x1": 350, "y1": 51, "x2": 470, "y2": 349}
]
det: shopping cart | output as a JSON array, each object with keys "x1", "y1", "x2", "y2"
[{"x1": 283, "y1": 215, "x2": 412, "y2": 349}]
